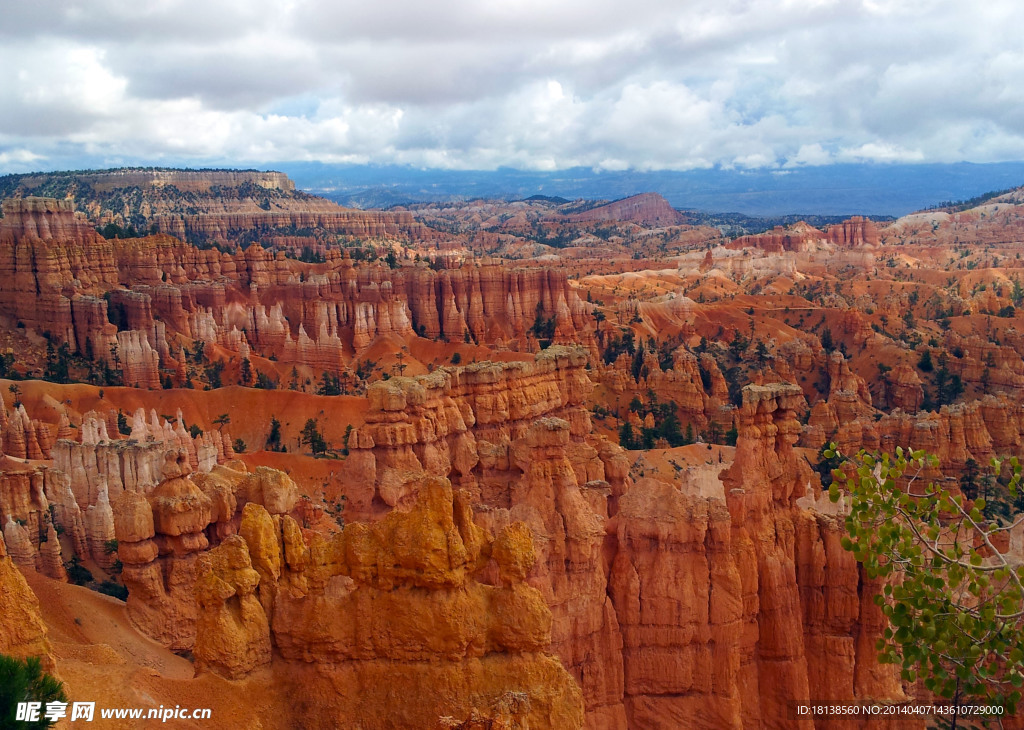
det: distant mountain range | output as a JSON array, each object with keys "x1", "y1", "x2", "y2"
[
  {"x1": 275, "y1": 161, "x2": 1024, "y2": 217},
  {"x1": 3, "y1": 161, "x2": 1023, "y2": 219}
]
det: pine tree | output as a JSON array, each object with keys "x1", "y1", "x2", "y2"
[{"x1": 0, "y1": 654, "x2": 67, "y2": 728}]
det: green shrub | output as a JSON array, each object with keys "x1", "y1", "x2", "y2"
[
  {"x1": 0, "y1": 654, "x2": 67, "y2": 728},
  {"x1": 96, "y1": 581, "x2": 128, "y2": 601},
  {"x1": 64, "y1": 557, "x2": 93, "y2": 586}
]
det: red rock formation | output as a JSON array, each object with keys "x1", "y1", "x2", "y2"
[
  {"x1": 154, "y1": 208, "x2": 434, "y2": 246},
  {"x1": 0, "y1": 198, "x2": 118, "y2": 344},
  {"x1": 729, "y1": 222, "x2": 825, "y2": 253},
  {"x1": 0, "y1": 450, "x2": 84, "y2": 579},
  {"x1": 345, "y1": 346, "x2": 613, "y2": 515},
  {"x1": 8, "y1": 169, "x2": 438, "y2": 246},
  {"x1": 597, "y1": 345, "x2": 733, "y2": 435},
  {"x1": 729, "y1": 217, "x2": 879, "y2": 252},
  {"x1": 565, "y1": 193, "x2": 685, "y2": 227},
  {"x1": 610, "y1": 476, "x2": 745, "y2": 727},
  {"x1": 0, "y1": 530, "x2": 56, "y2": 669},
  {"x1": 827, "y1": 216, "x2": 880, "y2": 247},
  {"x1": 720, "y1": 384, "x2": 903, "y2": 726},
  {"x1": 0, "y1": 202, "x2": 593, "y2": 380},
  {"x1": 53, "y1": 409, "x2": 219, "y2": 509},
  {"x1": 345, "y1": 347, "x2": 629, "y2": 725},
  {"x1": 194, "y1": 477, "x2": 584, "y2": 728},
  {"x1": 801, "y1": 388, "x2": 1024, "y2": 477},
  {"x1": 15, "y1": 169, "x2": 296, "y2": 195},
  {"x1": 0, "y1": 196, "x2": 101, "y2": 246},
  {"x1": 193, "y1": 533, "x2": 270, "y2": 678},
  {"x1": 886, "y1": 364, "x2": 924, "y2": 412}
]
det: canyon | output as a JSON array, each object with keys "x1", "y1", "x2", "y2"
[{"x1": 1, "y1": 168, "x2": 1023, "y2": 728}]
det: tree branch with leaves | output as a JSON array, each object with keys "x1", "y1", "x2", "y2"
[{"x1": 826, "y1": 444, "x2": 1024, "y2": 718}]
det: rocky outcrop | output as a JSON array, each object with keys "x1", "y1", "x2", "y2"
[
  {"x1": 565, "y1": 193, "x2": 685, "y2": 227},
  {"x1": 0, "y1": 197, "x2": 118, "y2": 345},
  {"x1": 723, "y1": 385, "x2": 900, "y2": 724},
  {"x1": 345, "y1": 346, "x2": 614, "y2": 512},
  {"x1": 0, "y1": 196, "x2": 103, "y2": 247},
  {"x1": 597, "y1": 344, "x2": 734, "y2": 436},
  {"x1": 110, "y1": 451, "x2": 231, "y2": 647},
  {"x1": 0, "y1": 402, "x2": 56, "y2": 461},
  {"x1": 729, "y1": 217, "x2": 880, "y2": 252},
  {"x1": 499, "y1": 418, "x2": 625, "y2": 728},
  {"x1": 11, "y1": 169, "x2": 296, "y2": 195},
  {"x1": 194, "y1": 477, "x2": 585, "y2": 728},
  {"x1": 154, "y1": 209, "x2": 432, "y2": 246},
  {"x1": 0, "y1": 200, "x2": 593, "y2": 379},
  {"x1": 398, "y1": 265, "x2": 591, "y2": 347},
  {"x1": 886, "y1": 364, "x2": 924, "y2": 412},
  {"x1": 0, "y1": 531, "x2": 55, "y2": 670},
  {"x1": 802, "y1": 389, "x2": 1024, "y2": 476},
  {"x1": 115, "y1": 451, "x2": 209, "y2": 647},
  {"x1": 0, "y1": 365, "x2": 939, "y2": 726},
  {"x1": 827, "y1": 216, "x2": 880, "y2": 247},
  {"x1": 610, "y1": 476, "x2": 744, "y2": 728},
  {"x1": 193, "y1": 534, "x2": 270, "y2": 678},
  {"x1": 729, "y1": 222, "x2": 825, "y2": 253},
  {"x1": 0, "y1": 458, "x2": 81, "y2": 580},
  {"x1": 594, "y1": 383, "x2": 906, "y2": 727},
  {"x1": 100, "y1": 447, "x2": 300, "y2": 649},
  {"x1": 4, "y1": 169, "x2": 437, "y2": 247},
  {"x1": 343, "y1": 347, "x2": 629, "y2": 725},
  {"x1": 794, "y1": 508, "x2": 902, "y2": 719},
  {"x1": 55, "y1": 409, "x2": 219, "y2": 511}
]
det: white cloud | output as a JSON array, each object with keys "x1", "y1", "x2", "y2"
[
  {"x1": 787, "y1": 143, "x2": 833, "y2": 166},
  {"x1": 837, "y1": 142, "x2": 925, "y2": 163},
  {"x1": 0, "y1": 0, "x2": 1023, "y2": 172}
]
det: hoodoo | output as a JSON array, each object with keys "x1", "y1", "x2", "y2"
[{"x1": 2, "y1": 167, "x2": 1024, "y2": 728}]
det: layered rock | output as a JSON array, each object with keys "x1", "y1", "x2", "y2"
[
  {"x1": 5, "y1": 169, "x2": 437, "y2": 247},
  {"x1": 565, "y1": 193, "x2": 685, "y2": 227},
  {"x1": 194, "y1": 477, "x2": 585, "y2": 728},
  {"x1": 0, "y1": 201, "x2": 593, "y2": 379},
  {"x1": 12, "y1": 169, "x2": 296, "y2": 196},
  {"x1": 193, "y1": 534, "x2": 270, "y2": 678},
  {"x1": 827, "y1": 216, "x2": 880, "y2": 247},
  {"x1": 886, "y1": 364, "x2": 924, "y2": 412},
  {"x1": 345, "y1": 346, "x2": 605, "y2": 514},
  {"x1": 610, "y1": 477, "x2": 745, "y2": 728},
  {"x1": 1, "y1": 402, "x2": 58, "y2": 461},
  {"x1": 0, "y1": 459, "x2": 82, "y2": 579},
  {"x1": 597, "y1": 344, "x2": 734, "y2": 435},
  {"x1": 344, "y1": 347, "x2": 629, "y2": 725},
  {"x1": 99, "y1": 447, "x2": 300, "y2": 649},
  {"x1": 794, "y1": 508, "x2": 902, "y2": 719},
  {"x1": 729, "y1": 222, "x2": 826, "y2": 253},
  {"x1": 0, "y1": 196, "x2": 102, "y2": 247},
  {"x1": 802, "y1": 390, "x2": 1024, "y2": 476},
  {"x1": 0, "y1": 531, "x2": 55, "y2": 670},
  {"x1": 500, "y1": 418, "x2": 625, "y2": 728},
  {"x1": 0, "y1": 197, "x2": 118, "y2": 345},
  {"x1": 728, "y1": 217, "x2": 879, "y2": 253},
  {"x1": 720, "y1": 385, "x2": 902, "y2": 726},
  {"x1": 154, "y1": 208, "x2": 432, "y2": 246},
  {"x1": 54, "y1": 409, "x2": 218, "y2": 510}
]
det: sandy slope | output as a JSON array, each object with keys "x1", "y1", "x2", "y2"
[{"x1": 23, "y1": 571, "x2": 284, "y2": 730}]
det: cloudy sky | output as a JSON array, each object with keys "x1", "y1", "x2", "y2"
[{"x1": 1, "y1": 0, "x2": 1023, "y2": 174}]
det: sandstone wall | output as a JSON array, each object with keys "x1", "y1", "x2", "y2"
[
  {"x1": 193, "y1": 478, "x2": 584, "y2": 728},
  {"x1": 0, "y1": 531, "x2": 55, "y2": 670},
  {"x1": 0, "y1": 201, "x2": 593, "y2": 380}
]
